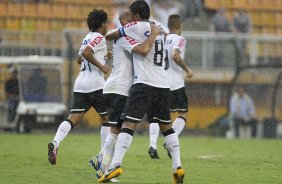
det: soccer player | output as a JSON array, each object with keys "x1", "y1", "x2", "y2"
[
  {"x1": 47, "y1": 9, "x2": 111, "y2": 165},
  {"x1": 149, "y1": 14, "x2": 193, "y2": 159},
  {"x1": 90, "y1": 10, "x2": 162, "y2": 179},
  {"x1": 98, "y1": 1, "x2": 185, "y2": 183}
]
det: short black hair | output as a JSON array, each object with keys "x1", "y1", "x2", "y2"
[
  {"x1": 168, "y1": 14, "x2": 182, "y2": 30},
  {"x1": 87, "y1": 9, "x2": 108, "y2": 31},
  {"x1": 129, "y1": 0, "x2": 150, "y2": 20}
]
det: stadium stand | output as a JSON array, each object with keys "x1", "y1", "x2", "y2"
[
  {"x1": 204, "y1": 0, "x2": 282, "y2": 34},
  {"x1": 0, "y1": 0, "x2": 115, "y2": 32}
]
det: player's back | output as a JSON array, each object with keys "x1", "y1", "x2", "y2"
[
  {"x1": 165, "y1": 33, "x2": 186, "y2": 90},
  {"x1": 121, "y1": 21, "x2": 169, "y2": 89},
  {"x1": 103, "y1": 37, "x2": 134, "y2": 96},
  {"x1": 74, "y1": 32, "x2": 107, "y2": 93}
]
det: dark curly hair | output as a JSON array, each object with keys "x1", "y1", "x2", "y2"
[
  {"x1": 129, "y1": 0, "x2": 150, "y2": 20},
  {"x1": 87, "y1": 9, "x2": 108, "y2": 31}
]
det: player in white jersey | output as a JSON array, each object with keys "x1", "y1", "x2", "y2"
[
  {"x1": 149, "y1": 14, "x2": 193, "y2": 160},
  {"x1": 89, "y1": 11, "x2": 162, "y2": 180},
  {"x1": 47, "y1": 9, "x2": 111, "y2": 165},
  {"x1": 98, "y1": 1, "x2": 185, "y2": 184}
]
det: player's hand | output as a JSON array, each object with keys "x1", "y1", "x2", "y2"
[
  {"x1": 185, "y1": 68, "x2": 193, "y2": 79},
  {"x1": 100, "y1": 65, "x2": 111, "y2": 74},
  {"x1": 150, "y1": 23, "x2": 162, "y2": 36},
  {"x1": 105, "y1": 51, "x2": 112, "y2": 60}
]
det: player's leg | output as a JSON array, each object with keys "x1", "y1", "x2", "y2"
[
  {"x1": 148, "y1": 121, "x2": 160, "y2": 159},
  {"x1": 98, "y1": 121, "x2": 138, "y2": 183},
  {"x1": 99, "y1": 114, "x2": 110, "y2": 153},
  {"x1": 159, "y1": 123, "x2": 185, "y2": 184},
  {"x1": 173, "y1": 112, "x2": 187, "y2": 136},
  {"x1": 92, "y1": 89, "x2": 110, "y2": 153},
  {"x1": 155, "y1": 87, "x2": 185, "y2": 183},
  {"x1": 95, "y1": 94, "x2": 127, "y2": 179},
  {"x1": 98, "y1": 84, "x2": 152, "y2": 183},
  {"x1": 171, "y1": 87, "x2": 188, "y2": 136},
  {"x1": 48, "y1": 92, "x2": 89, "y2": 165}
]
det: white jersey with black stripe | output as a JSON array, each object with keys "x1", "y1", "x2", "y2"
[
  {"x1": 103, "y1": 36, "x2": 139, "y2": 96},
  {"x1": 74, "y1": 32, "x2": 107, "y2": 93},
  {"x1": 119, "y1": 21, "x2": 169, "y2": 89},
  {"x1": 165, "y1": 33, "x2": 187, "y2": 91}
]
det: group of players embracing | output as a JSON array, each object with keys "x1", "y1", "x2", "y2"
[{"x1": 47, "y1": 1, "x2": 193, "y2": 183}]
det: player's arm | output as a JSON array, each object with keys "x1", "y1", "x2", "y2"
[
  {"x1": 172, "y1": 48, "x2": 193, "y2": 79},
  {"x1": 81, "y1": 46, "x2": 111, "y2": 74},
  {"x1": 132, "y1": 24, "x2": 161, "y2": 56},
  {"x1": 105, "y1": 30, "x2": 121, "y2": 41}
]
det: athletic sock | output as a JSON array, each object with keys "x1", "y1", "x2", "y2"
[
  {"x1": 109, "y1": 128, "x2": 134, "y2": 169},
  {"x1": 164, "y1": 128, "x2": 182, "y2": 170},
  {"x1": 172, "y1": 116, "x2": 186, "y2": 136},
  {"x1": 100, "y1": 133, "x2": 117, "y2": 172},
  {"x1": 53, "y1": 120, "x2": 73, "y2": 147},
  {"x1": 100, "y1": 123, "x2": 110, "y2": 153},
  {"x1": 149, "y1": 123, "x2": 160, "y2": 149}
]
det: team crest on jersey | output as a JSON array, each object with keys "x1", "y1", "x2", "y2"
[
  {"x1": 144, "y1": 31, "x2": 150, "y2": 37},
  {"x1": 83, "y1": 38, "x2": 91, "y2": 45}
]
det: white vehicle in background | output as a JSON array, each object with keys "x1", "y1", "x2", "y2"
[{"x1": 0, "y1": 56, "x2": 66, "y2": 133}]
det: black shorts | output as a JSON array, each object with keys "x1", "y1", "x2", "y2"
[
  {"x1": 105, "y1": 93, "x2": 127, "y2": 128},
  {"x1": 70, "y1": 89, "x2": 108, "y2": 116},
  {"x1": 122, "y1": 83, "x2": 171, "y2": 124},
  {"x1": 170, "y1": 87, "x2": 188, "y2": 112}
]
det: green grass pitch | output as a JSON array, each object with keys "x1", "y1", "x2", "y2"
[{"x1": 0, "y1": 133, "x2": 282, "y2": 184}]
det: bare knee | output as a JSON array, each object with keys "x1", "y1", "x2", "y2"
[
  {"x1": 159, "y1": 123, "x2": 172, "y2": 133},
  {"x1": 67, "y1": 112, "x2": 85, "y2": 126},
  {"x1": 122, "y1": 121, "x2": 137, "y2": 131}
]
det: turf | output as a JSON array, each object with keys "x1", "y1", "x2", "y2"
[{"x1": 0, "y1": 133, "x2": 282, "y2": 184}]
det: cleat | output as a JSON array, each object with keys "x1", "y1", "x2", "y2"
[
  {"x1": 173, "y1": 167, "x2": 185, "y2": 184},
  {"x1": 163, "y1": 143, "x2": 172, "y2": 159},
  {"x1": 98, "y1": 166, "x2": 123, "y2": 183},
  {"x1": 148, "y1": 146, "x2": 160, "y2": 159},
  {"x1": 96, "y1": 168, "x2": 105, "y2": 179},
  {"x1": 89, "y1": 154, "x2": 102, "y2": 171},
  {"x1": 48, "y1": 142, "x2": 58, "y2": 165}
]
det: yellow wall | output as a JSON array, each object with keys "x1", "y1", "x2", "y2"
[{"x1": 83, "y1": 105, "x2": 227, "y2": 129}]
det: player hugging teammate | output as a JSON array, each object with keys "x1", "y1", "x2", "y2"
[{"x1": 48, "y1": 1, "x2": 192, "y2": 184}]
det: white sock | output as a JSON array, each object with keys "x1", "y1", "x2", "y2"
[
  {"x1": 53, "y1": 121, "x2": 72, "y2": 147},
  {"x1": 165, "y1": 132, "x2": 182, "y2": 170},
  {"x1": 101, "y1": 133, "x2": 117, "y2": 172},
  {"x1": 109, "y1": 130, "x2": 133, "y2": 169},
  {"x1": 100, "y1": 125, "x2": 110, "y2": 153},
  {"x1": 172, "y1": 117, "x2": 186, "y2": 136},
  {"x1": 149, "y1": 123, "x2": 160, "y2": 149}
]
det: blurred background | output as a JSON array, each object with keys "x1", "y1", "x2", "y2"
[{"x1": 0, "y1": 0, "x2": 281, "y2": 138}]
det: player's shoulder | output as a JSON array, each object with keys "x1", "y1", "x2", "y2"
[
  {"x1": 175, "y1": 35, "x2": 186, "y2": 46},
  {"x1": 124, "y1": 21, "x2": 149, "y2": 29},
  {"x1": 124, "y1": 21, "x2": 140, "y2": 28},
  {"x1": 172, "y1": 34, "x2": 185, "y2": 41},
  {"x1": 88, "y1": 32, "x2": 105, "y2": 47}
]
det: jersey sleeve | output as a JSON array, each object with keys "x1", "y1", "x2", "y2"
[
  {"x1": 173, "y1": 36, "x2": 186, "y2": 52},
  {"x1": 172, "y1": 36, "x2": 186, "y2": 59},
  {"x1": 87, "y1": 35, "x2": 105, "y2": 52},
  {"x1": 118, "y1": 21, "x2": 140, "y2": 41},
  {"x1": 121, "y1": 36, "x2": 140, "y2": 53}
]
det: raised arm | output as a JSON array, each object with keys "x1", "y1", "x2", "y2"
[{"x1": 105, "y1": 30, "x2": 121, "y2": 41}]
